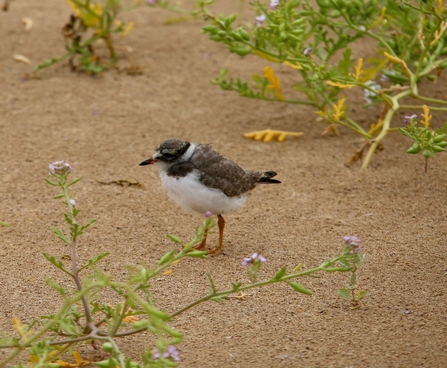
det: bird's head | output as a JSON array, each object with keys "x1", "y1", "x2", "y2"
[{"x1": 140, "y1": 139, "x2": 191, "y2": 169}]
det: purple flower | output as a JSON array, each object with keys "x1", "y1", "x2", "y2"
[
  {"x1": 49, "y1": 160, "x2": 72, "y2": 175},
  {"x1": 147, "y1": 0, "x2": 156, "y2": 4},
  {"x1": 255, "y1": 14, "x2": 266, "y2": 26},
  {"x1": 303, "y1": 47, "x2": 312, "y2": 56},
  {"x1": 69, "y1": 199, "x2": 76, "y2": 206},
  {"x1": 242, "y1": 252, "x2": 266, "y2": 266},
  {"x1": 403, "y1": 114, "x2": 418, "y2": 125},
  {"x1": 164, "y1": 345, "x2": 180, "y2": 361},
  {"x1": 270, "y1": 0, "x2": 279, "y2": 9},
  {"x1": 152, "y1": 349, "x2": 161, "y2": 360},
  {"x1": 204, "y1": 211, "x2": 212, "y2": 218},
  {"x1": 152, "y1": 346, "x2": 180, "y2": 361},
  {"x1": 344, "y1": 236, "x2": 361, "y2": 253}
]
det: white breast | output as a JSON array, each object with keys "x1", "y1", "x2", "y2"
[{"x1": 159, "y1": 170, "x2": 247, "y2": 215}]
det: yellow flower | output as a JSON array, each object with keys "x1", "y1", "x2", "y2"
[
  {"x1": 368, "y1": 119, "x2": 383, "y2": 135},
  {"x1": 420, "y1": 105, "x2": 432, "y2": 128},
  {"x1": 435, "y1": 0, "x2": 445, "y2": 15},
  {"x1": 56, "y1": 351, "x2": 91, "y2": 368},
  {"x1": 383, "y1": 52, "x2": 411, "y2": 76},
  {"x1": 252, "y1": 50, "x2": 280, "y2": 63},
  {"x1": 332, "y1": 97, "x2": 346, "y2": 122},
  {"x1": 13, "y1": 317, "x2": 33, "y2": 338},
  {"x1": 67, "y1": 0, "x2": 102, "y2": 29},
  {"x1": 244, "y1": 129, "x2": 303, "y2": 142},
  {"x1": 282, "y1": 60, "x2": 302, "y2": 70},
  {"x1": 116, "y1": 20, "x2": 134, "y2": 37},
  {"x1": 370, "y1": 7, "x2": 386, "y2": 29},
  {"x1": 263, "y1": 66, "x2": 285, "y2": 101},
  {"x1": 430, "y1": 21, "x2": 447, "y2": 48},
  {"x1": 353, "y1": 58, "x2": 364, "y2": 82},
  {"x1": 326, "y1": 81, "x2": 355, "y2": 89},
  {"x1": 123, "y1": 315, "x2": 139, "y2": 323}
]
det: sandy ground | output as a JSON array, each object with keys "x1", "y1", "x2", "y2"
[{"x1": 1, "y1": 1, "x2": 447, "y2": 367}]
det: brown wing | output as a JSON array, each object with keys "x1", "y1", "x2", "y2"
[{"x1": 190, "y1": 144, "x2": 261, "y2": 197}]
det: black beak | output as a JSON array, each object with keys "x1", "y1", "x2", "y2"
[{"x1": 139, "y1": 157, "x2": 156, "y2": 166}]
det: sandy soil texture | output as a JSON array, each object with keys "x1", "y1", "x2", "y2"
[{"x1": 1, "y1": 1, "x2": 447, "y2": 367}]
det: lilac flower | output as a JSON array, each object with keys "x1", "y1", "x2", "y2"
[
  {"x1": 303, "y1": 47, "x2": 312, "y2": 56},
  {"x1": 403, "y1": 114, "x2": 418, "y2": 125},
  {"x1": 147, "y1": 0, "x2": 156, "y2": 4},
  {"x1": 49, "y1": 160, "x2": 72, "y2": 175},
  {"x1": 344, "y1": 236, "x2": 361, "y2": 253},
  {"x1": 152, "y1": 349, "x2": 161, "y2": 360},
  {"x1": 152, "y1": 346, "x2": 180, "y2": 361},
  {"x1": 270, "y1": 0, "x2": 280, "y2": 9},
  {"x1": 152, "y1": 345, "x2": 180, "y2": 362},
  {"x1": 69, "y1": 199, "x2": 76, "y2": 206},
  {"x1": 164, "y1": 345, "x2": 180, "y2": 361},
  {"x1": 242, "y1": 252, "x2": 266, "y2": 266},
  {"x1": 255, "y1": 14, "x2": 266, "y2": 26},
  {"x1": 204, "y1": 211, "x2": 212, "y2": 218}
]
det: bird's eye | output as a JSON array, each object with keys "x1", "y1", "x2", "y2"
[{"x1": 163, "y1": 152, "x2": 174, "y2": 159}]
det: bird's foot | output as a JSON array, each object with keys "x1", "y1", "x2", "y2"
[
  {"x1": 193, "y1": 242, "x2": 207, "y2": 251},
  {"x1": 206, "y1": 246, "x2": 223, "y2": 256}
]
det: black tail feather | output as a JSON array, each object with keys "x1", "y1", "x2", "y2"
[{"x1": 258, "y1": 171, "x2": 281, "y2": 184}]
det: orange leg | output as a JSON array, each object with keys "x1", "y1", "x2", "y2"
[
  {"x1": 194, "y1": 227, "x2": 209, "y2": 250},
  {"x1": 208, "y1": 214, "x2": 225, "y2": 255}
]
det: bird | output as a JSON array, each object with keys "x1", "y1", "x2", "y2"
[{"x1": 139, "y1": 139, "x2": 281, "y2": 254}]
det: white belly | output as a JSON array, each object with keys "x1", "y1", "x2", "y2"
[{"x1": 159, "y1": 171, "x2": 247, "y2": 215}]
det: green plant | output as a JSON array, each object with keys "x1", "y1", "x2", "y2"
[
  {"x1": 398, "y1": 108, "x2": 447, "y2": 172},
  {"x1": 34, "y1": 0, "x2": 142, "y2": 74},
  {"x1": 196, "y1": 0, "x2": 447, "y2": 168},
  {"x1": 0, "y1": 161, "x2": 366, "y2": 367},
  {"x1": 337, "y1": 236, "x2": 367, "y2": 309}
]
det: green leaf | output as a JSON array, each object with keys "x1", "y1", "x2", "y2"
[
  {"x1": 51, "y1": 227, "x2": 71, "y2": 245},
  {"x1": 355, "y1": 254, "x2": 365, "y2": 267},
  {"x1": 232, "y1": 282, "x2": 242, "y2": 291},
  {"x1": 63, "y1": 213, "x2": 73, "y2": 225},
  {"x1": 167, "y1": 234, "x2": 183, "y2": 244},
  {"x1": 159, "y1": 250, "x2": 176, "y2": 265},
  {"x1": 211, "y1": 295, "x2": 226, "y2": 302},
  {"x1": 289, "y1": 282, "x2": 312, "y2": 295},
  {"x1": 337, "y1": 47, "x2": 352, "y2": 76},
  {"x1": 45, "y1": 179, "x2": 59, "y2": 186},
  {"x1": 338, "y1": 287, "x2": 352, "y2": 300},
  {"x1": 162, "y1": 325, "x2": 183, "y2": 338},
  {"x1": 78, "y1": 218, "x2": 96, "y2": 235},
  {"x1": 53, "y1": 193, "x2": 65, "y2": 199},
  {"x1": 169, "y1": 336, "x2": 183, "y2": 345},
  {"x1": 43, "y1": 252, "x2": 73, "y2": 277},
  {"x1": 273, "y1": 266, "x2": 287, "y2": 280},
  {"x1": 185, "y1": 250, "x2": 207, "y2": 258},
  {"x1": 355, "y1": 289, "x2": 367, "y2": 301},
  {"x1": 46, "y1": 278, "x2": 67, "y2": 298},
  {"x1": 350, "y1": 272, "x2": 358, "y2": 285},
  {"x1": 132, "y1": 319, "x2": 149, "y2": 329},
  {"x1": 96, "y1": 358, "x2": 119, "y2": 368},
  {"x1": 67, "y1": 177, "x2": 83, "y2": 187},
  {"x1": 324, "y1": 266, "x2": 353, "y2": 272},
  {"x1": 78, "y1": 252, "x2": 110, "y2": 272}
]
